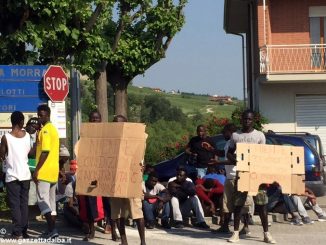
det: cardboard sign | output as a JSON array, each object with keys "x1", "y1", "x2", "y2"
[
  {"x1": 75, "y1": 122, "x2": 147, "y2": 198},
  {"x1": 236, "y1": 143, "x2": 305, "y2": 195}
]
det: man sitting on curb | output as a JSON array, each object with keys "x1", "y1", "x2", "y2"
[
  {"x1": 291, "y1": 187, "x2": 326, "y2": 224},
  {"x1": 168, "y1": 167, "x2": 210, "y2": 229},
  {"x1": 142, "y1": 172, "x2": 171, "y2": 229},
  {"x1": 196, "y1": 168, "x2": 224, "y2": 217}
]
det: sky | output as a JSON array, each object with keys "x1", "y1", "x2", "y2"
[{"x1": 133, "y1": 0, "x2": 243, "y2": 98}]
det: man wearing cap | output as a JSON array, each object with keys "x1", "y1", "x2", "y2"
[{"x1": 25, "y1": 117, "x2": 40, "y2": 172}]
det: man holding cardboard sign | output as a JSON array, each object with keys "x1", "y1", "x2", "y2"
[
  {"x1": 109, "y1": 114, "x2": 146, "y2": 245},
  {"x1": 227, "y1": 109, "x2": 276, "y2": 244},
  {"x1": 75, "y1": 113, "x2": 147, "y2": 245}
]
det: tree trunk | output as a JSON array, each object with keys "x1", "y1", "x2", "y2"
[
  {"x1": 107, "y1": 64, "x2": 130, "y2": 119},
  {"x1": 95, "y1": 63, "x2": 108, "y2": 121},
  {"x1": 115, "y1": 88, "x2": 128, "y2": 117}
]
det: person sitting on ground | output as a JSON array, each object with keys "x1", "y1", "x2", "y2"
[
  {"x1": 291, "y1": 187, "x2": 326, "y2": 224},
  {"x1": 142, "y1": 172, "x2": 171, "y2": 229},
  {"x1": 195, "y1": 173, "x2": 224, "y2": 217},
  {"x1": 56, "y1": 145, "x2": 70, "y2": 204},
  {"x1": 168, "y1": 167, "x2": 210, "y2": 229},
  {"x1": 143, "y1": 164, "x2": 155, "y2": 182},
  {"x1": 63, "y1": 174, "x2": 83, "y2": 229},
  {"x1": 203, "y1": 165, "x2": 226, "y2": 185},
  {"x1": 266, "y1": 182, "x2": 303, "y2": 225}
]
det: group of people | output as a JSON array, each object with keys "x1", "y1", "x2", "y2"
[
  {"x1": 1, "y1": 107, "x2": 326, "y2": 245},
  {"x1": 0, "y1": 107, "x2": 147, "y2": 245},
  {"x1": 184, "y1": 109, "x2": 326, "y2": 244},
  {"x1": 0, "y1": 105, "x2": 60, "y2": 239}
]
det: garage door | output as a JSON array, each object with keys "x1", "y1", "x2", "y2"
[{"x1": 296, "y1": 94, "x2": 326, "y2": 151}]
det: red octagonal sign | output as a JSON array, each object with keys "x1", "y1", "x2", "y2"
[{"x1": 43, "y1": 65, "x2": 69, "y2": 102}]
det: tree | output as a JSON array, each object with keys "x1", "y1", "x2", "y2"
[
  {"x1": 0, "y1": 0, "x2": 113, "y2": 120},
  {"x1": 0, "y1": 0, "x2": 188, "y2": 120},
  {"x1": 105, "y1": 0, "x2": 188, "y2": 117}
]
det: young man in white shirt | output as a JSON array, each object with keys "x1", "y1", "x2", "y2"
[
  {"x1": 227, "y1": 109, "x2": 276, "y2": 244},
  {"x1": 142, "y1": 173, "x2": 171, "y2": 229},
  {"x1": 0, "y1": 111, "x2": 32, "y2": 239}
]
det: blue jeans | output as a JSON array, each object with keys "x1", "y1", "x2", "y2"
[{"x1": 142, "y1": 200, "x2": 170, "y2": 222}]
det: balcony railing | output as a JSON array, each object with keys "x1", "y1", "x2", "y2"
[{"x1": 260, "y1": 44, "x2": 326, "y2": 74}]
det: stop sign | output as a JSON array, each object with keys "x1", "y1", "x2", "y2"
[{"x1": 43, "y1": 65, "x2": 69, "y2": 102}]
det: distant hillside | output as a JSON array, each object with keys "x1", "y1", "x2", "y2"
[{"x1": 128, "y1": 85, "x2": 242, "y2": 118}]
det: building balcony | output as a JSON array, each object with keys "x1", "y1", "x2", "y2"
[{"x1": 260, "y1": 44, "x2": 326, "y2": 75}]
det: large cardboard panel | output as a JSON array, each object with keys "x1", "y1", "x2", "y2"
[
  {"x1": 236, "y1": 143, "x2": 305, "y2": 195},
  {"x1": 75, "y1": 122, "x2": 146, "y2": 198}
]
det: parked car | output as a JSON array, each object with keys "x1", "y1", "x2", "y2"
[
  {"x1": 154, "y1": 133, "x2": 326, "y2": 196},
  {"x1": 265, "y1": 133, "x2": 325, "y2": 196},
  {"x1": 267, "y1": 131, "x2": 325, "y2": 163}
]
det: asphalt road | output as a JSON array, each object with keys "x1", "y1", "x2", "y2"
[{"x1": 1, "y1": 209, "x2": 326, "y2": 245}]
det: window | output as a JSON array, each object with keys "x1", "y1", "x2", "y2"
[{"x1": 309, "y1": 7, "x2": 326, "y2": 68}]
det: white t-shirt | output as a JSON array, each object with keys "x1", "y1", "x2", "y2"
[
  {"x1": 142, "y1": 181, "x2": 165, "y2": 195},
  {"x1": 65, "y1": 182, "x2": 74, "y2": 198},
  {"x1": 229, "y1": 129, "x2": 266, "y2": 148},
  {"x1": 224, "y1": 140, "x2": 237, "y2": 180},
  {"x1": 228, "y1": 129, "x2": 265, "y2": 179},
  {"x1": 5, "y1": 132, "x2": 31, "y2": 182}
]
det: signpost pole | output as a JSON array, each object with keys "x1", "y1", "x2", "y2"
[{"x1": 70, "y1": 64, "x2": 81, "y2": 158}]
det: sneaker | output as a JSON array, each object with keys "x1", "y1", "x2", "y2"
[
  {"x1": 40, "y1": 229, "x2": 59, "y2": 239},
  {"x1": 317, "y1": 215, "x2": 326, "y2": 222},
  {"x1": 213, "y1": 226, "x2": 231, "y2": 234},
  {"x1": 174, "y1": 221, "x2": 184, "y2": 229},
  {"x1": 290, "y1": 217, "x2": 303, "y2": 226},
  {"x1": 228, "y1": 231, "x2": 240, "y2": 243},
  {"x1": 239, "y1": 226, "x2": 251, "y2": 236},
  {"x1": 263, "y1": 232, "x2": 276, "y2": 244},
  {"x1": 194, "y1": 222, "x2": 210, "y2": 229},
  {"x1": 302, "y1": 216, "x2": 314, "y2": 224}
]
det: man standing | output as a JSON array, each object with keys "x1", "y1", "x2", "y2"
[
  {"x1": 110, "y1": 114, "x2": 146, "y2": 245},
  {"x1": 33, "y1": 104, "x2": 59, "y2": 239},
  {"x1": 227, "y1": 109, "x2": 276, "y2": 244},
  {"x1": 0, "y1": 111, "x2": 32, "y2": 239},
  {"x1": 185, "y1": 125, "x2": 217, "y2": 178}
]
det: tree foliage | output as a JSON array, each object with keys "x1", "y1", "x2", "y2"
[
  {"x1": 0, "y1": 1, "x2": 111, "y2": 66},
  {"x1": 0, "y1": 0, "x2": 188, "y2": 118},
  {"x1": 105, "y1": 0, "x2": 188, "y2": 116}
]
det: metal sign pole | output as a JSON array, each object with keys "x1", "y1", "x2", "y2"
[{"x1": 70, "y1": 65, "x2": 81, "y2": 158}]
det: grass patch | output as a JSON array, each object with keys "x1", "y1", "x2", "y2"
[{"x1": 128, "y1": 85, "x2": 241, "y2": 118}]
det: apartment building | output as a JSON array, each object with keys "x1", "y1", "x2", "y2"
[{"x1": 225, "y1": 0, "x2": 326, "y2": 147}]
